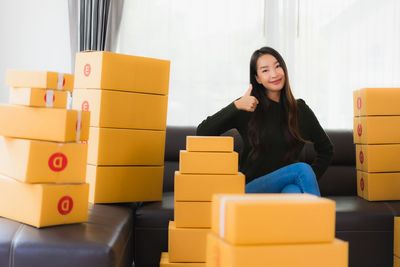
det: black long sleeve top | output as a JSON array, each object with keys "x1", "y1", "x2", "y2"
[{"x1": 196, "y1": 99, "x2": 334, "y2": 183}]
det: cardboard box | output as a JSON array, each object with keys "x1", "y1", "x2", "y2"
[
  {"x1": 394, "y1": 217, "x2": 400, "y2": 257},
  {"x1": 88, "y1": 127, "x2": 165, "y2": 166},
  {"x1": 356, "y1": 144, "x2": 400, "y2": 172},
  {"x1": 207, "y1": 233, "x2": 348, "y2": 267},
  {"x1": 353, "y1": 88, "x2": 400, "y2": 116},
  {"x1": 168, "y1": 221, "x2": 210, "y2": 263},
  {"x1": 0, "y1": 175, "x2": 88, "y2": 228},
  {"x1": 72, "y1": 88, "x2": 168, "y2": 129},
  {"x1": 0, "y1": 136, "x2": 87, "y2": 184},
  {"x1": 6, "y1": 70, "x2": 73, "y2": 91},
  {"x1": 9, "y1": 87, "x2": 69, "y2": 108},
  {"x1": 395, "y1": 256, "x2": 400, "y2": 267},
  {"x1": 0, "y1": 105, "x2": 89, "y2": 142},
  {"x1": 179, "y1": 151, "x2": 238, "y2": 174},
  {"x1": 160, "y1": 253, "x2": 206, "y2": 267},
  {"x1": 86, "y1": 165, "x2": 163, "y2": 203},
  {"x1": 174, "y1": 171, "x2": 245, "y2": 201},
  {"x1": 74, "y1": 51, "x2": 170, "y2": 95},
  {"x1": 211, "y1": 194, "x2": 335, "y2": 245},
  {"x1": 357, "y1": 171, "x2": 400, "y2": 201},
  {"x1": 186, "y1": 136, "x2": 233, "y2": 152},
  {"x1": 175, "y1": 201, "x2": 211, "y2": 228},
  {"x1": 353, "y1": 116, "x2": 400, "y2": 144}
]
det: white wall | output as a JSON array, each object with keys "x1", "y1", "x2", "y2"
[{"x1": 0, "y1": 0, "x2": 71, "y2": 103}]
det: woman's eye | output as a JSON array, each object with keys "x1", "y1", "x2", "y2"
[
  {"x1": 262, "y1": 69, "x2": 269, "y2": 73},
  {"x1": 276, "y1": 64, "x2": 281, "y2": 69}
]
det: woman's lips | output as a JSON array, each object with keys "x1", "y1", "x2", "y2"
[{"x1": 270, "y1": 78, "x2": 282, "y2": 85}]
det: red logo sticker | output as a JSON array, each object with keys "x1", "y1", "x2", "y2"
[
  {"x1": 43, "y1": 94, "x2": 55, "y2": 103},
  {"x1": 48, "y1": 153, "x2": 68, "y2": 172},
  {"x1": 84, "y1": 64, "x2": 91, "y2": 77},
  {"x1": 359, "y1": 151, "x2": 364, "y2": 164},
  {"x1": 58, "y1": 196, "x2": 73, "y2": 215},
  {"x1": 357, "y1": 97, "x2": 362, "y2": 110},
  {"x1": 357, "y1": 124, "x2": 362, "y2": 137},
  {"x1": 81, "y1": 101, "x2": 89, "y2": 111},
  {"x1": 360, "y1": 177, "x2": 364, "y2": 191}
]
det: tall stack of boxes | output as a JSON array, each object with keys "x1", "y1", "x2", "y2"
[
  {"x1": 0, "y1": 70, "x2": 90, "y2": 227},
  {"x1": 207, "y1": 194, "x2": 349, "y2": 267},
  {"x1": 353, "y1": 88, "x2": 400, "y2": 201},
  {"x1": 72, "y1": 51, "x2": 170, "y2": 203},
  {"x1": 161, "y1": 136, "x2": 245, "y2": 266}
]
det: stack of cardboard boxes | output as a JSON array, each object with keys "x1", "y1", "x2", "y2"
[
  {"x1": 72, "y1": 51, "x2": 170, "y2": 203},
  {"x1": 0, "y1": 70, "x2": 90, "y2": 228},
  {"x1": 161, "y1": 136, "x2": 245, "y2": 266},
  {"x1": 207, "y1": 194, "x2": 348, "y2": 267},
  {"x1": 353, "y1": 88, "x2": 400, "y2": 200}
]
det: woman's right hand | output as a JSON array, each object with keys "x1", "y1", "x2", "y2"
[{"x1": 234, "y1": 84, "x2": 259, "y2": 112}]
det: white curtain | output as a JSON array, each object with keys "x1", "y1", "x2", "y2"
[
  {"x1": 117, "y1": 0, "x2": 266, "y2": 126},
  {"x1": 117, "y1": 0, "x2": 400, "y2": 129},
  {"x1": 269, "y1": 0, "x2": 400, "y2": 129}
]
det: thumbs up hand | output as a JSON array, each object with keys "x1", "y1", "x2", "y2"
[{"x1": 234, "y1": 84, "x2": 259, "y2": 112}]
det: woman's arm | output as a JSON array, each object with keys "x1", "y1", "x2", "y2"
[
  {"x1": 196, "y1": 102, "x2": 241, "y2": 136},
  {"x1": 298, "y1": 99, "x2": 334, "y2": 180}
]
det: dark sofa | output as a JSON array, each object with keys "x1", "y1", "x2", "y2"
[{"x1": 133, "y1": 126, "x2": 400, "y2": 267}]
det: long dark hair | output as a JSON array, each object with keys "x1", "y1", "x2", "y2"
[{"x1": 247, "y1": 47, "x2": 305, "y2": 161}]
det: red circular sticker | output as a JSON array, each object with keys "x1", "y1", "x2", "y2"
[
  {"x1": 58, "y1": 196, "x2": 73, "y2": 215},
  {"x1": 81, "y1": 100, "x2": 89, "y2": 111},
  {"x1": 48, "y1": 153, "x2": 68, "y2": 172},
  {"x1": 357, "y1": 97, "x2": 362, "y2": 110},
  {"x1": 43, "y1": 94, "x2": 55, "y2": 103},
  {"x1": 84, "y1": 64, "x2": 91, "y2": 77},
  {"x1": 360, "y1": 177, "x2": 365, "y2": 191},
  {"x1": 357, "y1": 124, "x2": 362, "y2": 137},
  {"x1": 359, "y1": 151, "x2": 364, "y2": 164}
]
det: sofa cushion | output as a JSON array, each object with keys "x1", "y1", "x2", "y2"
[{"x1": 0, "y1": 204, "x2": 134, "y2": 267}]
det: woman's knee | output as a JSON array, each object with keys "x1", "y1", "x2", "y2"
[{"x1": 292, "y1": 162, "x2": 314, "y2": 176}]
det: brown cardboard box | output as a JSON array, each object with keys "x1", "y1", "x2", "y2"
[
  {"x1": 74, "y1": 51, "x2": 170, "y2": 95},
  {"x1": 394, "y1": 217, "x2": 400, "y2": 257},
  {"x1": 353, "y1": 116, "x2": 400, "y2": 144},
  {"x1": 353, "y1": 88, "x2": 400, "y2": 116},
  {"x1": 9, "y1": 87, "x2": 69, "y2": 108},
  {"x1": 179, "y1": 151, "x2": 238, "y2": 174},
  {"x1": 394, "y1": 256, "x2": 400, "y2": 267},
  {"x1": 87, "y1": 127, "x2": 165, "y2": 166},
  {"x1": 0, "y1": 175, "x2": 88, "y2": 228},
  {"x1": 160, "y1": 253, "x2": 205, "y2": 267},
  {"x1": 168, "y1": 221, "x2": 210, "y2": 263},
  {"x1": 207, "y1": 233, "x2": 348, "y2": 267},
  {"x1": 186, "y1": 136, "x2": 233, "y2": 152},
  {"x1": 6, "y1": 70, "x2": 74, "y2": 91},
  {"x1": 72, "y1": 88, "x2": 168, "y2": 129},
  {"x1": 211, "y1": 194, "x2": 335, "y2": 245},
  {"x1": 0, "y1": 136, "x2": 87, "y2": 184},
  {"x1": 0, "y1": 105, "x2": 89, "y2": 142},
  {"x1": 86, "y1": 165, "x2": 163, "y2": 203},
  {"x1": 356, "y1": 144, "x2": 400, "y2": 172},
  {"x1": 174, "y1": 201, "x2": 211, "y2": 228},
  {"x1": 174, "y1": 171, "x2": 245, "y2": 201},
  {"x1": 357, "y1": 171, "x2": 400, "y2": 201}
]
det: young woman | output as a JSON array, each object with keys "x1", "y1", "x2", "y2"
[{"x1": 196, "y1": 47, "x2": 333, "y2": 196}]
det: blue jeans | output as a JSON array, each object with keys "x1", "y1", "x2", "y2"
[{"x1": 245, "y1": 162, "x2": 321, "y2": 196}]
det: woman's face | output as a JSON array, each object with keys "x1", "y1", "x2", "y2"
[{"x1": 255, "y1": 54, "x2": 285, "y2": 94}]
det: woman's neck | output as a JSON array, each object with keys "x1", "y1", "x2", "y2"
[{"x1": 267, "y1": 91, "x2": 281, "y2": 103}]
